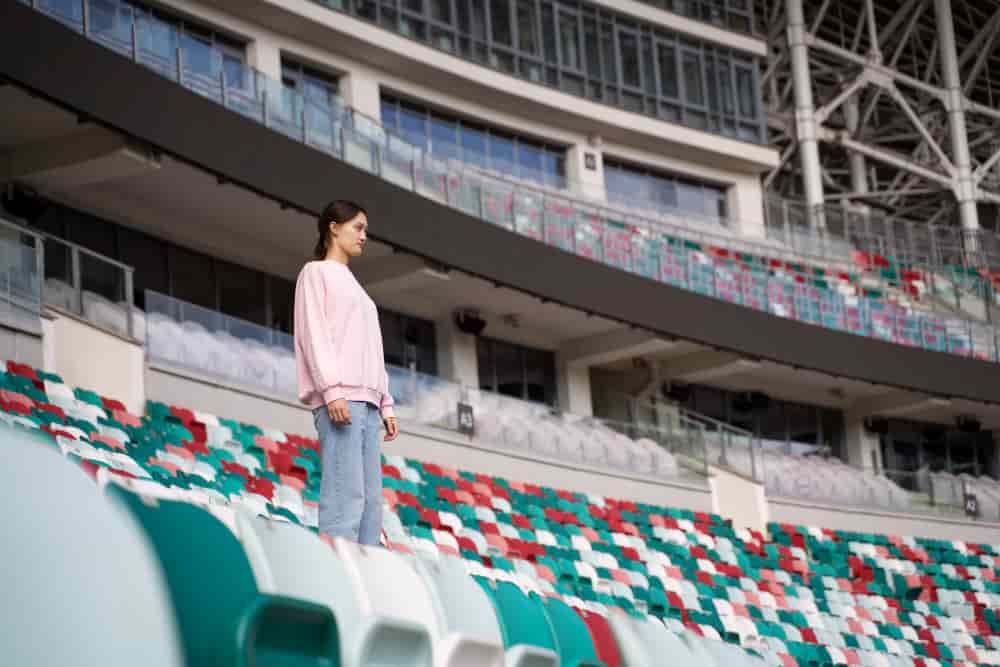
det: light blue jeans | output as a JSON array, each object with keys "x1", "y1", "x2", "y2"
[{"x1": 312, "y1": 401, "x2": 383, "y2": 545}]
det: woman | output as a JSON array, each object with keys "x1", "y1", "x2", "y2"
[{"x1": 294, "y1": 199, "x2": 399, "y2": 545}]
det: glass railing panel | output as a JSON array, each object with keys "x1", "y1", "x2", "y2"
[
  {"x1": 179, "y1": 32, "x2": 224, "y2": 103},
  {"x1": 601, "y1": 218, "x2": 633, "y2": 272},
  {"x1": 413, "y1": 155, "x2": 449, "y2": 204},
  {"x1": 259, "y1": 76, "x2": 303, "y2": 141},
  {"x1": 630, "y1": 226, "x2": 660, "y2": 280},
  {"x1": 145, "y1": 290, "x2": 295, "y2": 395},
  {"x1": 380, "y1": 137, "x2": 417, "y2": 191},
  {"x1": 341, "y1": 124, "x2": 376, "y2": 173},
  {"x1": 512, "y1": 189, "x2": 543, "y2": 241},
  {"x1": 542, "y1": 197, "x2": 575, "y2": 252},
  {"x1": 480, "y1": 181, "x2": 514, "y2": 229},
  {"x1": 573, "y1": 209, "x2": 603, "y2": 262},
  {"x1": 134, "y1": 10, "x2": 179, "y2": 81},
  {"x1": 223, "y1": 62, "x2": 264, "y2": 123},
  {"x1": 79, "y1": 249, "x2": 131, "y2": 337},
  {"x1": 36, "y1": 0, "x2": 84, "y2": 30},
  {"x1": 87, "y1": 0, "x2": 135, "y2": 55},
  {"x1": 0, "y1": 221, "x2": 43, "y2": 331}
]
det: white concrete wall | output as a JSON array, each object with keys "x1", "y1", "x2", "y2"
[
  {"x1": 146, "y1": 362, "x2": 314, "y2": 436},
  {"x1": 844, "y1": 409, "x2": 883, "y2": 471},
  {"x1": 710, "y1": 467, "x2": 769, "y2": 535},
  {"x1": 434, "y1": 317, "x2": 479, "y2": 389},
  {"x1": 393, "y1": 422, "x2": 714, "y2": 511},
  {"x1": 45, "y1": 310, "x2": 145, "y2": 414},
  {"x1": 556, "y1": 356, "x2": 593, "y2": 417},
  {"x1": 769, "y1": 497, "x2": 1000, "y2": 543}
]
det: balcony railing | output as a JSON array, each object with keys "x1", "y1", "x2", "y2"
[{"x1": 21, "y1": 0, "x2": 1000, "y2": 364}]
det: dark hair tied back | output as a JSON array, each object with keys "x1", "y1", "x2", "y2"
[{"x1": 314, "y1": 200, "x2": 368, "y2": 260}]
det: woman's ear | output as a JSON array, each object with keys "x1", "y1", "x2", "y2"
[{"x1": 328, "y1": 221, "x2": 337, "y2": 238}]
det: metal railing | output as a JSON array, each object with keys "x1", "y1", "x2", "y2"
[
  {"x1": 0, "y1": 218, "x2": 44, "y2": 331},
  {"x1": 24, "y1": 0, "x2": 1000, "y2": 363},
  {"x1": 0, "y1": 214, "x2": 136, "y2": 338},
  {"x1": 144, "y1": 290, "x2": 295, "y2": 396}
]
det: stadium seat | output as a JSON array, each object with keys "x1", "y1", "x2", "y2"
[
  {"x1": 107, "y1": 484, "x2": 339, "y2": 667},
  {"x1": 538, "y1": 595, "x2": 605, "y2": 666},
  {"x1": 476, "y1": 577, "x2": 560, "y2": 667},
  {"x1": 332, "y1": 538, "x2": 436, "y2": 667},
  {"x1": 411, "y1": 553, "x2": 507, "y2": 667},
  {"x1": 2, "y1": 429, "x2": 183, "y2": 667}
]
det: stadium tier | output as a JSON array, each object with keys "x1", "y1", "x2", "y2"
[
  {"x1": 4, "y1": 360, "x2": 1000, "y2": 666},
  {"x1": 11, "y1": 0, "x2": 1000, "y2": 363}
]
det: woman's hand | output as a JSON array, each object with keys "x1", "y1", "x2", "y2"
[
  {"x1": 327, "y1": 398, "x2": 351, "y2": 425},
  {"x1": 383, "y1": 416, "x2": 399, "y2": 442}
]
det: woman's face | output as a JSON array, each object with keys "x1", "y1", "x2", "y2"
[{"x1": 331, "y1": 211, "x2": 368, "y2": 258}]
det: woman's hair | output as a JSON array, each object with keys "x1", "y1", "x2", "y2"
[{"x1": 314, "y1": 199, "x2": 368, "y2": 260}]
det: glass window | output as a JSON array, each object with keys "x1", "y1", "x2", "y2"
[
  {"x1": 119, "y1": 227, "x2": 168, "y2": 309},
  {"x1": 618, "y1": 30, "x2": 640, "y2": 88},
  {"x1": 657, "y1": 42, "x2": 678, "y2": 98},
  {"x1": 380, "y1": 99, "x2": 398, "y2": 130},
  {"x1": 459, "y1": 0, "x2": 488, "y2": 40},
  {"x1": 168, "y1": 245, "x2": 215, "y2": 310},
  {"x1": 558, "y1": 9, "x2": 581, "y2": 70},
  {"x1": 461, "y1": 124, "x2": 489, "y2": 167},
  {"x1": 517, "y1": 142, "x2": 544, "y2": 182},
  {"x1": 490, "y1": 0, "x2": 513, "y2": 46},
  {"x1": 398, "y1": 104, "x2": 428, "y2": 148},
  {"x1": 517, "y1": 0, "x2": 538, "y2": 54},
  {"x1": 488, "y1": 133, "x2": 517, "y2": 175},
  {"x1": 430, "y1": 114, "x2": 461, "y2": 160},
  {"x1": 270, "y1": 276, "x2": 294, "y2": 333},
  {"x1": 217, "y1": 260, "x2": 267, "y2": 325},
  {"x1": 583, "y1": 16, "x2": 601, "y2": 78},
  {"x1": 735, "y1": 65, "x2": 756, "y2": 118},
  {"x1": 605, "y1": 158, "x2": 727, "y2": 221},
  {"x1": 430, "y1": 0, "x2": 451, "y2": 22},
  {"x1": 682, "y1": 50, "x2": 704, "y2": 106}
]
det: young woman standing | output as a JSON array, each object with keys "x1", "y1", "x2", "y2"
[{"x1": 294, "y1": 199, "x2": 399, "y2": 545}]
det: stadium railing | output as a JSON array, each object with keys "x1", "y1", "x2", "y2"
[{"x1": 19, "y1": 0, "x2": 1000, "y2": 362}]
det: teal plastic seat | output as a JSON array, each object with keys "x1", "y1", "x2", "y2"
[
  {"x1": 539, "y1": 596, "x2": 604, "y2": 667},
  {"x1": 475, "y1": 577, "x2": 559, "y2": 667},
  {"x1": 108, "y1": 486, "x2": 339, "y2": 666}
]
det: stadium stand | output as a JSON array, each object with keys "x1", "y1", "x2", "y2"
[{"x1": 4, "y1": 360, "x2": 1000, "y2": 666}]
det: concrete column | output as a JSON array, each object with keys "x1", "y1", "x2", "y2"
[
  {"x1": 435, "y1": 317, "x2": 480, "y2": 390},
  {"x1": 934, "y1": 0, "x2": 980, "y2": 245},
  {"x1": 341, "y1": 69, "x2": 382, "y2": 122},
  {"x1": 728, "y1": 175, "x2": 767, "y2": 238},
  {"x1": 246, "y1": 38, "x2": 282, "y2": 82},
  {"x1": 556, "y1": 356, "x2": 593, "y2": 417},
  {"x1": 567, "y1": 140, "x2": 606, "y2": 202},
  {"x1": 844, "y1": 409, "x2": 882, "y2": 471},
  {"x1": 786, "y1": 0, "x2": 826, "y2": 229}
]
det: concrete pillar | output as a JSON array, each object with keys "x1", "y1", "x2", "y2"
[
  {"x1": 844, "y1": 409, "x2": 882, "y2": 472},
  {"x1": 786, "y1": 0, "x2": 826, "y2": 229},
  {"x1": 246, "y1": 38, "x2": 282, "y2": 82},
  {"x1": 934, "y1": 0, "x2": 980, "y2": 246},
  {"x1": 556, "y1": 356, "x2": 593, "y2": 417},
  {"x1": 340, "y1": 69, "x2": 382, "y2": 123},
  {"x1": 728, "y1": 175, "x2": 767, "y2": 238},
  {"x1": 567, "y1": 139, "x2": 606, "y2": 202},
  {"x1": 435, "y1": 317, "x2": 480, "y2": 390}
]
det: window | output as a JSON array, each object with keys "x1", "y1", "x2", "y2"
[
  {"x1": 477, "y1": 337, "x2": 556, "y2": 406},
  {"x1": 119, "y1": 227, "x2": 168, "y2": 309},
  {"x1": 322, "y1": 0, "x2": 764, "y2": 142},
  {"x1": 281, "y1": 59, "x2": 339, "y2": 110},
  {"x1": 605, "y1": 158, "x2": 728, "y2": 223},
  {"x1": 380, "y1": 92, "x2": 567, "y2": 187},
  {"x1": 217, "y1": 260, "x2": 267, "y2": 326},
  {"x1": 379, "y1": 309, "x2": 438, "y2": 374},
  {"x1": 168, "y1": 245, "x2": 216, "y2": 310}
]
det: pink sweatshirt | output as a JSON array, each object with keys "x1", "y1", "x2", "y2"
[{"x1": 294, "y1": 260, "x2": 395, "y2": 418}]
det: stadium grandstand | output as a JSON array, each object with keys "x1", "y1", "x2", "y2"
[{"x1": 4, "y1": 0, "x2": 1000, "y2": 664}]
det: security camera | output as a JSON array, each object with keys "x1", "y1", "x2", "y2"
[{"x1": 454, "y1": 308, "x2": 487, "y2": 336}]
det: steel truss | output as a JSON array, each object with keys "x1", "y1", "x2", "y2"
[{"x1": 759, "y1": 0, "x2": 1000, "y2": 262}]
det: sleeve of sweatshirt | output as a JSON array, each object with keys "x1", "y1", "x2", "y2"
[
  {"x1": 295, "y1": 265, "x2": 346, "y2": 405},
  {"x1": 380, "y1": 368, "x2": 395, "y2": 419}
]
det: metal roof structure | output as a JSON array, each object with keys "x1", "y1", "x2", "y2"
[{"x1": 759, "y1": 0, "x2": 1000, "y2": 252}]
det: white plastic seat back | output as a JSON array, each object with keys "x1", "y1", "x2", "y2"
[
  {"x1": 334, "y1": 538, "x2": 435, "y2": 667},
  {"x1": 3, "y1": 434, "x2": 182, "y2": 667},
  {"x1": 413, "y1": 553, "x2": 505, "y2": 667},
  {"x1": 234, "y1": 512, "x2": 414, "y2": 667},
  {"x1": 607, "y1": 613, "x2": 705, "y2": 667}
]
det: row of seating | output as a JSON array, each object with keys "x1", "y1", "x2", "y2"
[{"x1": 7, "y1": 359, "x2": 1000, "y2": 666}]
